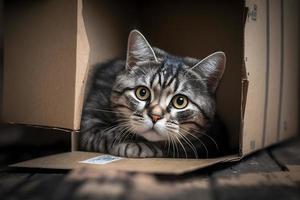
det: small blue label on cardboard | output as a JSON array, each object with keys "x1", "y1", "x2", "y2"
[{"x1": 79, "y1": 155, "x2": 123, "y2": 165}]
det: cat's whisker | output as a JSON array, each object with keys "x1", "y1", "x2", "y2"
[
  {"x1": 174, "y1": 134, "x2": 188, "y2": 159},
  {"x1": 118, "y1": 126, "x2": 134, "y2": 144},
  {"x1": 118, "y1": 123, "x2": 134, "y2": 142},
  {"x1": 166, "y1": 127, "x2": 197, "y2": 159},
  {"x1": 175, "y1": 137, "x2": 180, "y2": 158},
  {"x1": 169, "y1": 134, "x2": 176, "y2": 158},
  {"x1": 178, "y1": 130, "x2": 199, "y2": 159},
  {"x1": 102, "y1": 121, "x2": 130, "y2": 141},
  {"x1": 166, "y1": 129, "x2": 179, "y2": 157},
  {"x1": 179, "y1": 128, "x2": 207, "y2": 157},
  {"x1": 166, "y1": 133, "x2": 171, "y2": 157},
  {"x1": 170, "y1": 134, "x2": 179, "y2": 158},
  {"x1": 101, "y1": 124, "x2": 120, "y2": 133},
  {"x1": 179, "y1": 128, "x2": 209, "y2": 158},
  {"x1": 129, "y1": 128, "x2": 136, "y2": 142},
  {"x1": 179, "y1": 131, "x2": 198, "y2": 156},
  {"x1": 114, "y1": 118, "x2": 131, "y2": 123},
  {"x1": 80, "y1": 119, "x2": 111, "y2": 133},
  {"x1": 117, "y1": 132, "x2": 130, "y2": 146},
  {"x1": 84, "y1": 123, "x2": 125, "y2": 150},
  {"x1": 101, "y1": 121, "x2": 129, "y2": 133},
  {"x1": 112, "y1": 122, "x2": 132, "y2": 144},
  {"x1": 111, "y1": 126, "x2": 131, "y2": 148},
  {"x1": 187, "y1": 128, "x2": 219, "y2": 152},
  {"x1": 127, "y1": 126, "x2": 137, "y2": 143},
  {"x1": 104, "y1": 126, "x2": 125, "y2": 148}
]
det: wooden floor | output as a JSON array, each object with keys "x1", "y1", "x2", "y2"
[{"x1": 0, "y1": 138, "x2": 299, "y2": 200}]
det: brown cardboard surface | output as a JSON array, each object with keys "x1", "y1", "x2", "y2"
[
  {"x1": 1, "y1": 1, "x2": 245, "y2": 147},
  {"x1": 2, "y1": 0, "x2": 300, "y2": 173},
  {"x1": 74, "y1": 0, "x2": 90, "y2": 130},
  {"x1": 264, "y1": 0, "x2": 282, "y2": 147},
  {"x1": 2, "y1": 0, "x2": 134, "y2": 130},
  {"x1": 11, "y1": 151, "x2": 238, "y2": 175},
  {"x1": 278, "y1": 0, "x2": 300, "y2": 141},
  {"x1": 73, "y1": 0, "x2": 134, "y2": 130},
  {"x1": 243, "y1": 0, "x2": 300, "y2": 153},
  {"x1": 2, "y1": 0, "x2": 77, "y2": 129},
  {"x1": 243, "y1": 0, "x2": 267, "y2": 153}
]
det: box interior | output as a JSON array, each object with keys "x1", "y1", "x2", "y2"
[
  {"x1": 6, "y1": 0, "x2": 247, "y2": 173},
  {"x1": 78, "y1": 0, "x2": 245, "y2": 153},
  {"x1": 4, "y1": 0, "x2": 300, "y2": 174}
]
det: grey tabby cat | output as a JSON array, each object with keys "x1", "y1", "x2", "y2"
[{"x1": 79, "y1": 30, "x2": 228, "y2": 158}]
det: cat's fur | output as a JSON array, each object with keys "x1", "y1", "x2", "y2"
[{"x1": 79, "y1": 30, "x2": 228, "y2": 158}]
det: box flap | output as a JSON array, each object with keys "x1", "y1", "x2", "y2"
[
  {"x1": 243, "y1": 0, "x2": 300, "y2": 154},
  {"x1": 73, "y1": 0, "x2": 133, "y2": 130},
  {"x1": 2, "y1": 0, "x2": 78, "y2": 129},
  {"x1": 10, "y1": 151, "x2": 238, "y2": 175},
  {"x1": 278, "y1": 0, "x2": 300, "y2": 141},
  {"x1": 262, "y1": 0, "x2": 284, "y2": 147},
  {"x1": 243, "y1": 0, "x2": 268, "y2": 154}
]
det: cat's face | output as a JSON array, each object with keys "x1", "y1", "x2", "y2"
[{"x1": 111, "y1": 30, "x2": 225, "y2": 142}]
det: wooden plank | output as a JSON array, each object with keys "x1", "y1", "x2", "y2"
[
  {"x1": 270, "y1": 138, "x2": 300, "y2": 171},
  {"x1": 286, "y1": 165, "x2": 300, "y2": 172},
  {"x1": 213, "y1": 171, "x2": 300, "y2": 200},
  {"x1": 0, "y1": 168, "x2": 211, "y2": 200},
  {"x1": 0, "y1": 138, "x2": 298, "y2": 200},
  {"x1": 0, "y1": 172, "x2": 66, "y2": 200},
  {"x1": 0, "y1": 172, "x2": 32, "y2": 196},
  {"x1": 67, "y1": 166, "x2": 212, "y2": 200},
  {"x1": 17, "y1": 173, "x2": 66, "y2": 200},
  {"x1": 212, "y1": 151, "x2": 281, "y2": 177}
]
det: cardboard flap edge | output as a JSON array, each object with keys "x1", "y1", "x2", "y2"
[{"x1": 10, "y1": 151, "x2": 240, "y2": 175}]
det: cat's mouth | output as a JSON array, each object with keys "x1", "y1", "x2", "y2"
[{"x1": 140, "y1": 128, "x2": 167, "y2": 142}]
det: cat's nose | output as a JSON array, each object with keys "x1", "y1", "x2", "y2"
[
  {"x1": 151, "y1": 115, "x2": 161, "y2": 123},
  {"x1": 148, "y1": 105, "x2": 163, "y2": 123}
]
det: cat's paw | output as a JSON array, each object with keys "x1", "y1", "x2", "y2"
[{"x1": 113, "y1": 143, "x2": 163, "y2": 158}]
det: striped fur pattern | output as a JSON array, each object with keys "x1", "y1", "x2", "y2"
[{"x1": 79, "y1": 30, "x2": 228, "y2": 158}]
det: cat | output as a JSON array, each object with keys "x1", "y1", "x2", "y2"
[{"x1": 79, "y1": 30, "x2": 228, "y2": 158}]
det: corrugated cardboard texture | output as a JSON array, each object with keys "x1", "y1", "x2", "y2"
[
  {"x1": 2, "y1": 1, "x2": 245, "y2": 143},
  {"x1": 11, "y1": 151, "x2": 238, "y2": 174},
  {"x1": 243, "y1": 0, "x2": 300, "y2": 154},
  {"x1": 278, "y1": 0, "x2": 300, "y2": 141},
  {"x1": 2, "y1": 0, "x2": 299, "y2": 173},
  {"x1": 264, "y1": 0, "x2": 282, "y2": 147},
  {"x1": 2, "y1": 0, "x2": 134, "y2": 130},
  {"x1": 244, "y1": 0, "x2": 268, "y2": 153},
  {"x1": 139, "y1": 1, "x2": 244, "y2": 151},
  {"x1": 3, "y1": 0, "x2": 77, "y2": 129}
]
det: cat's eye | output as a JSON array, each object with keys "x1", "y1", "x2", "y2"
[
  {"x1": 172, "y1": 95, "x2": 189, "y2": 109},
  {"x1": 135, "y1": 86, "x2": 151, "y2": 101}
]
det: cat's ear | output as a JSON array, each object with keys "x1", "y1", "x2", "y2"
[
  {"x1": 191, "y1": 52, "x2": 226, "y2": 93},
  {"x1": 126, "y1": 30, "x2": 158, "y2": 69}
]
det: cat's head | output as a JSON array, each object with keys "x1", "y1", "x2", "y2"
[{"x1": 111, "y1": 30, "x2": 225, "y2": 142}]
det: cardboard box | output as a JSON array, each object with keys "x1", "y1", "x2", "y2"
[{"x1": 1, "y1": 0, "x2": 299, "y2": 174}]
